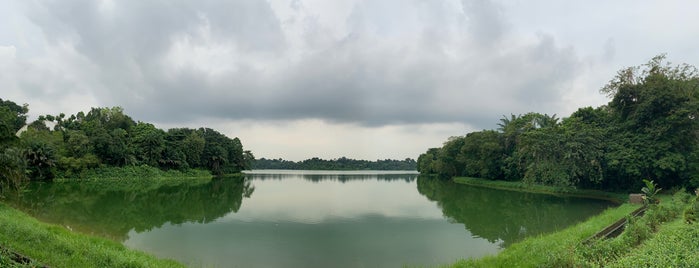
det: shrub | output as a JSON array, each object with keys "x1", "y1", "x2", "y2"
[{"x1": 684, "y1": 195, "x2": 699, "y2": 224}]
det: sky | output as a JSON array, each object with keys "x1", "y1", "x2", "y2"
[{"x1": 1, "y1": 0, "x2": 698, "y2": 161}]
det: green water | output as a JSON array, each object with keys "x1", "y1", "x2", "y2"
[{"x1": 7, "y1": 171, "x2": 613, "y2": 267}]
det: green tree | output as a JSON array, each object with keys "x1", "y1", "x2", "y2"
[
  {"x1": 65, "y1": 130, "x2": 92, "y2": 158},
  {"x1": 0, "y1": 98, "x2": 28, "y2": 138},
  {"x1": 182, "y1": 131, "x2": 205, "y2": 167},
  {"x1": 129, "y1": 122, "x2": 166, "y2": 167},
  {"x1": 0, "y1": 147, "x2": 26, "y2": 196},
  {"x1": 604, "y1": 55, "x2": 699, "y2": 189},
  {"x1": 0, "y1": 99, "x2": 29, "y2": 194},
  {"x1": 435, "y1": 136, "x2": 467, "y2": 177},
  {"x1": 460, "y1": 130, "x2": 504, "y2": 179}
]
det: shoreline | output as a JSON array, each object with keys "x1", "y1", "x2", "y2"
[
  {"x1": 452, "y1": 176, "x2": 628, "y2": 204},
  {"x1": 0, "y1": 202, "x2": 184, "y2": 267}
]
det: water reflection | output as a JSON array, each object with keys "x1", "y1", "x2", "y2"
[
  {"x1": 417, "y1": 176, "x2": 613, "y2": 247},
  {"x1": 5, "y1": 172, "x2": 615, "y2": 267},
  {"x1": 7, "y1": 176, "x2": 254, "y2": 241},
  {"x1": 245, "y1": 170, "x2": 418, "y2": 183}
]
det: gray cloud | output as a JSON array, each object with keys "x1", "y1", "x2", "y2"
[{"x1": 16, "y1": 0, "x2": 582, "y2": 129}]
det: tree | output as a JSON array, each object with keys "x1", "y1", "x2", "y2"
[
  {"x1": 604, "y1": 55, "x2": 699, "y2": 189},
  {"x1": 460, "y1": 130, "x2": 504, "y2": 179},
  {"x1": 0, "y1": 147, "x2": 26, "y2": 196},
  {"x1": 435, "y1": 136, "x2": 467, "y2": 177},
  {"x1": 65, "y1": 130, "x2": 92, "y2": 158},
  {"x1": 182, "y1": 131, "x2": 205, "y2": 167},
  {"x1": 0, "y1": 98, "x2": 28, "y2": 138},
  {"x1": 0, "y1": 99, "x2": 29, "y2": 194},
  {"x1": 129, "y1": 122, "x2": 166, "y2": 167}
]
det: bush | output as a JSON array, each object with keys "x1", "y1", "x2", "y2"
[{"x1": 684, "y1": 195, "x2": 699, "y2": 224}]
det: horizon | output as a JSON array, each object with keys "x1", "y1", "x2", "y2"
[{"x1": 3, "y1": 1, "x2": 698, "y2": 161}]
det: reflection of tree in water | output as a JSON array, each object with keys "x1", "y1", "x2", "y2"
[
  {"x1": 247, "y1": 173, "x2": 417, "y2": 183},
  {"x1": 7, "y1": 175, "x2": 254, "y2": 241},
  {"x1": 416, "y1": 176, "x2": 612, "y2": 247}
]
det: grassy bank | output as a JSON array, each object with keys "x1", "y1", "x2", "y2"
[
  {"x1": 448, "y1": 178, "x2": 699, "y2": 267},
  {"x1": 450, "y1": 202, "x2": 640, "y2": 267},
  {"x1": 453, "y1": 177, "x2": 627, "y2": 203},
  {"x1": 0, "y1": 202, "x2": 184, "y2": 267},
  {"x1": 58, "y1": 165, "x2": 213, "y2": 180}
]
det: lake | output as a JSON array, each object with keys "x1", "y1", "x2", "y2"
[{"x1": 8, "y1": 170, "x2": 614, "y2": 267}]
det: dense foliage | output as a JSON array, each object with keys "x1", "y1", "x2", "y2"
[
  {"x1": 0, "y1": 101, "x2": 253, "y2": 191},
  {"x1": 253, "y1": 157, "x2": 417, "y2": 170},
  {"x1": 418, "y1": 56, "x2": 699, "y2": 191}
]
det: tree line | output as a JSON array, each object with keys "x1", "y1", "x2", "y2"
[
  {"x1": 418, "y1": 55, "x2": 699, "y2": 191},
  {"x1": 253, "y1": 157, "x2": 417, "y2": 170},
  {"x1": 0, "y1": 102, "x2": 253, "y2": 194}
]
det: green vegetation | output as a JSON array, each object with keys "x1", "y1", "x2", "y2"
[
  {"x1": 73, "y1": 165, "x2": 212, "y2": 180},
  {"x1": 253, "y1": 156, "x2": 417, "y2": 170},
  {"x1": 419, "y1": 55, "x2": 699, "y2": 192},
  {"x1": 446, "y1": 183, "x2": 698, "y2": 267},
  {"x1": 0, "y1": 99, "x2": 254, "y2": 265},
  {"x1": 0, "y1": 99, "x2": 253, "y2": 196},
  {"x1": 449, "y1": 203, "x2": 639, "y2": 267},
  {"x1": 0, "y1": 202, "x2": 184, "y2": 267},
  {"x1": 641, "y1": 179, "x2": 662, "y2": 205},
  {"x1": 608, "y1": 219, "x2": 699, "y2": 267},
  {"x1": 453, "y1": 177, "x2": 627, "y2": 203}
]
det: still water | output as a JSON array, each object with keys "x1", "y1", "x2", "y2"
[{"x1": 9, "y1": 170, "x2": 613, "y2": 267}]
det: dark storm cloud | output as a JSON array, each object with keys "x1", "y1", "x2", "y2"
[{"x1": 21, "y1": 0, "x2": 582, "y2": 129}]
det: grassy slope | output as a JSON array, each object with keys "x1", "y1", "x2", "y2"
[
  {"x1": 0, "y1": 203, "x2": 184, "y2": 268},
  {"x1": 449, "y1": 177, "x2": 699, "y2": 267},
  {"x1": 608, "y1": 219, "x2": 699, "y2": 267},
  {"x1": 449, "y1": 203, "x2": 639, "y2": 267}
]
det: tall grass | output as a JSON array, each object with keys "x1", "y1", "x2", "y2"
[{"x1": 0, "y1": 203, "x2": 184, "y2": 268}]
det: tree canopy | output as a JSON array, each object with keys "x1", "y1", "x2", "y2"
[
  {"x1": 418, "y1": 55, "x2": 699, "y2": 191},
  {"x1": 0, "y1": 101, "x2": 252, "y2": 189},
  {"x1": 253, "y1": 157, "x2": 416, "y2": 170}
]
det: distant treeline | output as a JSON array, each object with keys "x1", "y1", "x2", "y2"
[
  {"x1": 0, "y1": 102, "x2": 252, "y2": 193},
  {"x1": 253, "y1": 157, "x2": 417, "y2": 170},
  {"x1": 418, "y1": 55, "x2": 699, "y2": 191}
]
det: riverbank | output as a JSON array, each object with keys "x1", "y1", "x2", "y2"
[
  {"x1": 0, "y1": 202, "x2": 184, "y2": 267},
  {"x1": 453, "y1": 177, "x2": 628, "y2": 203},
  {"x1": 57, "y1": 165, "x2": 213, "y2": 180},
  {"x1": 448, "y1": 177, "x2": 699, "y2": 267}
]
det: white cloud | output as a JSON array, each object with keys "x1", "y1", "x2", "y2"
[{"x1": 1, "y1": 0, "x2": 698, "y2": 159}]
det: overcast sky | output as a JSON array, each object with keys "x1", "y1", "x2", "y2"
[{"x1": 1, "y1": 0, "x2": 698, "y2": 161}]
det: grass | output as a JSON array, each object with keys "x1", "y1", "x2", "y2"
[
  {"x1": 0, "y1": 202, "x2": 184, "y2": 268},
  {"x1": 0, "y1": 246, "x2": 38, "y2": 267},
  {"x1": 453, "y1": 177, "x2": 628, "y2": 203},
  {"x1": 447, "y1": 179, "x2": 698, "y2": 268},
  {"x1": 449, "y1": 203, "x2": 640, "y2": 267},
  {"x1": 607, "y1": 218, "x2": 699, "y2": 267}
]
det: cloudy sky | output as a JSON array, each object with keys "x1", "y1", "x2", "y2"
[{"x1": 1, "y1": 0, "x2": 697, "y2": 161}]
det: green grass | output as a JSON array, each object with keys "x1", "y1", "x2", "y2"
[
  {"x1": 453, "y1": 177, "x2": 628, "y2": 203},
  {"x1": 0, "y1": 203, "x2": 184, "y2": 268},
  {"x1": 447, "y1": 182, "x2": 698, "y2": 268},
  {"x1": 449, "y1": 203, "x2": 640, "y2": 267},
  {"x1": 0, "y1": 246, "x2": 38, "y2": 267},
  {"x1": 607, "y1": 218, "x2": 699, "y2": 267}
]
